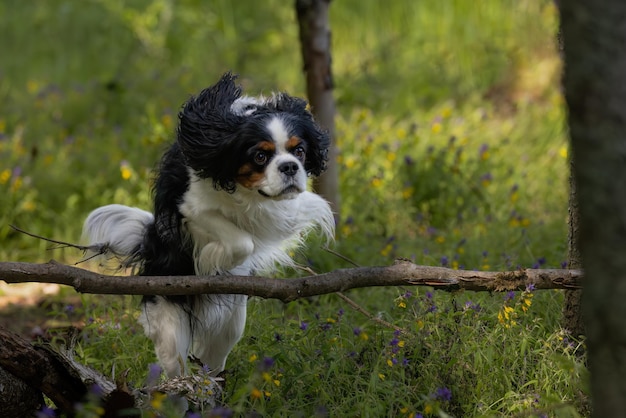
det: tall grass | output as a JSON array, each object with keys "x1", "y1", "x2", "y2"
[{"x1": 0, "y1": 0, "x2": 588, "y2": 416}]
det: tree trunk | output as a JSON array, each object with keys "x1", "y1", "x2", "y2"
[
  {"x1": 561, "y1": 1, "x2": 626, "y2": 415},
  {"x1": 562, "y1": 158, "x2": 585, "y2": 337},
  {"x1": 295, "y1": 0, "x2": 341, "y2": 217},
  {"x1": 557, "y1": 5, "x2": 585, "y2": 339}
]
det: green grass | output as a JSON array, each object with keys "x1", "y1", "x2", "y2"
[{"x1": 0, "y1": 0, "x2": 589, "y2": 416}]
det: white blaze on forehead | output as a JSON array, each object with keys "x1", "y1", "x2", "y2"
[{"x1": 266, "y1": 117, "x2": 290, "y2": 151}]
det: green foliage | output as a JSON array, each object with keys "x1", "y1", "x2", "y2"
[{"x1": 0, "y1": 0, "x2": 588, "y2": 416}]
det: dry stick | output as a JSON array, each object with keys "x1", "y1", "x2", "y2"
[
  {"x1": 9, "y1": 224, "x2": 118, "y2": 264},
  {"x1": 0, "y1": 260, "x2": 582, "y2": 302}
]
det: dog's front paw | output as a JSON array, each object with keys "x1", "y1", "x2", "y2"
[{"x1": 198, "y1": 238, "x2": 254, "y2": 274}]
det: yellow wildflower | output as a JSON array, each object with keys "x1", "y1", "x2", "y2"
[
  {"x1": 250, "y1": 388, "x2": 262, "y2": 400},
  {"x1": 0, "y1": 169, "x2": 10, "y2": 185},
  {"x1": 120, "y1": 162, "x2": 132, "y2": 180},
  {"x1": 150, "y1": 392, "x2": 166, "y2": 410},
  {"x1": 402, "y1": 187, "x2": 414, "y2": 199}
]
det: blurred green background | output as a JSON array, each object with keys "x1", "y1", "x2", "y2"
[{"x1": 0, "y1": 0, "x2": 566, "y2": 270}]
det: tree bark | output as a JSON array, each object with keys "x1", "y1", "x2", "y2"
[
  {"x1": 0, "y1": 260, "x2": 581, "y2": 301},
  {"x1": 557, "y1": 0, "x2": 585, "y2": 341},
  {"x1": 296, "y1": 0, "x2": 341, "y2": 216},
  {"x1": 561, "y1": 1, "x2": 626, "y2": 415},
  {"x1": 0, "y1": 365, "x2": 44, "y2": 417},
  {"x1": 0, "y1": 327, "x2": 89, "y2": 416},
  {"x1": 562, "y1": 158, "x2": 585, "y2": 337}
]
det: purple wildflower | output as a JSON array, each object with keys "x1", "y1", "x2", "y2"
[
  {"x1": 37, "y1": 406, "x2": 56, "y2": 418},
  {"x1": 208, "y1": 406, "x2": 234, "y2": 418},
  {"x1": 261, "y1": 356, "x2": 275, "y2": 371},
  {"x1": 300, "y1": 321, "x2": 309, "y2": 331},
  {"x1": 146, "y1": 363, "x2": 162, "y2": 386},
  {"x1": 434, "y1": 387, "x2": 452, "y2": 402}
]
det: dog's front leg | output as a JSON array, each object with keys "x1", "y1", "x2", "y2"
[{"x1": 185, "y1": 214, "x2": 254, "y2": 274}]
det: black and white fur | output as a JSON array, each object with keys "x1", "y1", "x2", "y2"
[{"x1": 83, "y1": 73, "x2": 334, "y2": 378}]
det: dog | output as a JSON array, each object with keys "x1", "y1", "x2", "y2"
[{"x1": 82, "y1": 73, "x2": 335, "y2": 378}]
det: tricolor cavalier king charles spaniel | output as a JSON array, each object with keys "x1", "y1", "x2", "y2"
[{"x1": 83, "y1": 73, "x2": 334, "y2": 378}]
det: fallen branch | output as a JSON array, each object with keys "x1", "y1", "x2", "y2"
[
  {"x1": 0, "y1": 260, "x2": 582, "y2": 302},
  {"x1": 0, "y1": 326, "x2": 222, "y2": 416}
]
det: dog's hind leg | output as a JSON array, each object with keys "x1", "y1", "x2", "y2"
[
  {"x1": 192, "y1": 296, "x2": 248, "y2": 376},
  {"x1": 139, "y1": 297, "x2": 192, "y2": 378}
]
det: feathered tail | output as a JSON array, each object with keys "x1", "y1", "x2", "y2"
[{"x1": 82, "y1": 204, "x2": 154, "y2": 268}]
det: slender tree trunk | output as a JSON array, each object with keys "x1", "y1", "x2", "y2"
[
  {"x1": 295, "y1": 0, "x2": 341, "y2": 217},
  {"x1": 561, "y1": 1, "x2": 626, "y2": 415},
  {"x1": 562, "y1": 159, "x2": 585, "y2": 337},
  {"x1": 557, "y1": 5, "x2": 585, "y2": 339}
]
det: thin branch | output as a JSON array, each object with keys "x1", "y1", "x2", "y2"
[
  {"x1": 9, "y1": 225, "x2": 114, "y2": 263},
  {"x1": 335, "y1": 291, "x2": 409, "y2": 335},
  {"x1": 0, "y1": 260, "x2": 582, "y2": 303},
  {"x1": 303, "y1": 253, "x2": 409, "y2": 333}
]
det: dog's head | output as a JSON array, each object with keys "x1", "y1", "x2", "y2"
[{"x1": 176, "y1": 73, "x2": 330, "y2": 199}]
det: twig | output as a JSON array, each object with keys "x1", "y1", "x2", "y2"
[
  {"x1": 335, "y1": 292, "x2": 410, "y2": 335},
  {"x1": 10, "y1": 224, "x2": 123, "y2": 264},
  {"x1": 299, "y1": 253, "x2": 411, "y2": 334}
]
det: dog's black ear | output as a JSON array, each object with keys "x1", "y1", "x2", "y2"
[
  {"x1": 302, "y1": 122, "x2": 331, "y2": 177},
  {"x1": 176, "y1": 72, "x2": 244, "y2": 190},
  {"x1": 268, "y1": 93, "x2": 331, "y2": 176}
]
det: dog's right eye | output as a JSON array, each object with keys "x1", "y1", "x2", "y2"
[{"x1": 254, "y1": 151, "x2": 268, "y2": 166}]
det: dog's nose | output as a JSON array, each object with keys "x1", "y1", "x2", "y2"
[{"x1": 279, "y1": 161, "x2": 299, "y2": 177}]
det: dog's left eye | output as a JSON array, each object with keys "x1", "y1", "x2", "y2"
[
  {"x1": 293, "y1": 146, "x2": 306, "y2": 161},
  {"x1": 254, "y1": 151, "x2": 269, "y2": 166}
]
